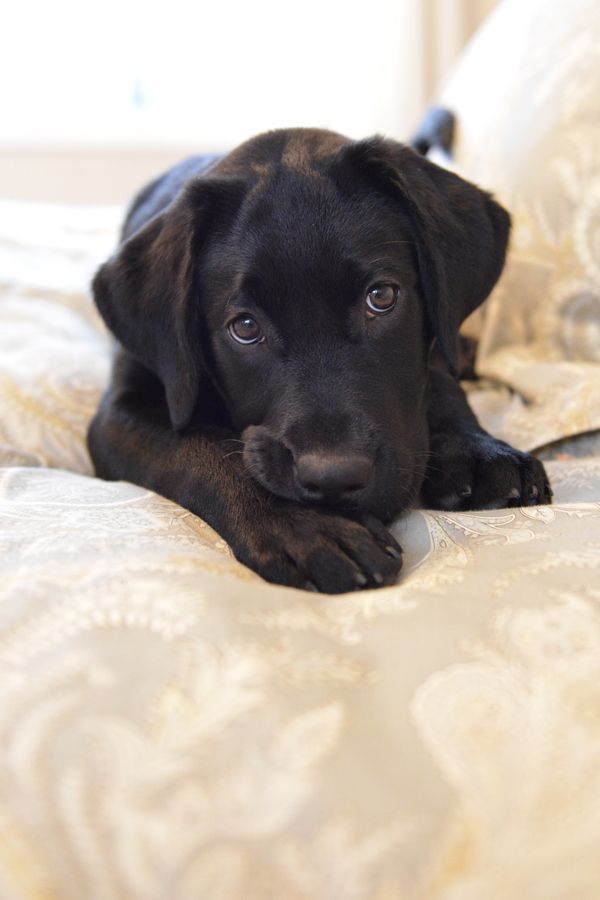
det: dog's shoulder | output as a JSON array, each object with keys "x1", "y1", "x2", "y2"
[{"x1": 122, "y1": 154, "x2": 222, "y2": 241}]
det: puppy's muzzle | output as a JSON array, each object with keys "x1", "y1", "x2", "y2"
[{"x1": 241, "y1": 425, "x2": 376, "y2": 507}]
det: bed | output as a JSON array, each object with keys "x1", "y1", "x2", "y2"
[{"x1": 1, "y1": 0, "x2": 600, "y2": 896}]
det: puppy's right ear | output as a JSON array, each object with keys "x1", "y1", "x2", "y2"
[{"x1": 93, "y1": 176, "x2": 245, "y2": 430}]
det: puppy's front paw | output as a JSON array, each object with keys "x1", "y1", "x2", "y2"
[
  {"x1": 422, "y1": 431, "x2": 552, "y2": 511},
  {"x1": 234, "y1": 507, "x2": 402, "y2": 593}
]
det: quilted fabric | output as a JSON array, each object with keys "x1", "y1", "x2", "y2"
[
  {"x1": 1, "y1": 0, "x2": 600, "y2": 892},
  {"x1": 1, "y1": 461, "x2": 600, "y2": 899}
]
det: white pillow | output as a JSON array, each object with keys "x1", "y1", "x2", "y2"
[{"x1": 440, "y1": 0, "x2": 600, "y2": 450}]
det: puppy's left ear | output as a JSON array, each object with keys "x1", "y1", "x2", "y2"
[{"x1": 339, "y1": 138, "x2": 511, "y2": 373}]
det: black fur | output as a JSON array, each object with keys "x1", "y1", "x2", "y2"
[{"x1": 88, "y1": 126, "x2": 551, "y2": 593}]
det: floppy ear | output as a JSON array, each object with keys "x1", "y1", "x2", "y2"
[
  {"x1": 93, "y1": 176, "x2": 244, "y2": 429},
  {"x1": 339, "y1": 138, "x2": 511, "y2": 374}
]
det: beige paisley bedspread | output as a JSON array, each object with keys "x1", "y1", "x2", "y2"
[
  {"x1": 2, "y1": 2, "x2": 600, "y2": 892},
  {"x1": 0, "y1": 201, "x2": 599, "y2": 898}
]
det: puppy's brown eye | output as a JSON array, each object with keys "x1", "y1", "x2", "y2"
[
  {"x1": 366, "y1": 283, "x2": 398, "y2": 317},
  {"x1": 228, "y1": 315, "x2": 263, "y2": 345}
]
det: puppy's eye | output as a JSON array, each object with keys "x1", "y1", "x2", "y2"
[
  {"x1": 366, "y1": 283, "x2": 399, "y2": 318},
  {"x1": 228, "y1": 315, "x2": 263, "y2": 345}
]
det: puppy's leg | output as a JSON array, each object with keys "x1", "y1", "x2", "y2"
[
  {"x1": 88, "y1": 392, "x2": 402, "y2": 594},
  {"x1": 423, "y1": 364, "x2": 552, "y2": 511}
]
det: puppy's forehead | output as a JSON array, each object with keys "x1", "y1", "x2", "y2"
[
  {"x1": 279, "y1": 130, "x2": 349, "y2": 176},
  {"x1": 206, "y1": 129, "x2": 417, "y2": 325},
  {"x1": 216, "y1": 127, "x2": 411, "y2": 254},
  {"x1": 225, "y1": 184, "x2": 415, "y2": 338},
  {"x1": 216, "y1": 127, "x2": 349, "y2": 178},
  {"x1": 238, "y1": 164, "x2": 414, "y2": 278}
]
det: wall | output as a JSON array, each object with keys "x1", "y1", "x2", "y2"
[{"x1": 0, "y1": 0, "x2": 499, "y2": 203}]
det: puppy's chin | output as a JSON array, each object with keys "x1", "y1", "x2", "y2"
[{"x1": 241, "y1": 425, "x2": 425, "y2": 523}]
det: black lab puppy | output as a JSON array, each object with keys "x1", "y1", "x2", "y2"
[{"x1": 88, "y1": 128, "x2": 551, "y2": 593}]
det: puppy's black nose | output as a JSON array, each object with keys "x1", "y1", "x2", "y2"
[{"x1": 295, "y1": 453, "x2": 373, "y2": 501}]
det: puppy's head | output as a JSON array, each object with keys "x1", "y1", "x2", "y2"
[{"x1": 93, "y1": 128, "x2": 510, "y2": 521}]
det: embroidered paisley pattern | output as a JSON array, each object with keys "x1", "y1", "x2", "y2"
[
  {"x1": 443, "y1": 0, "x2": 600, "y2": 451},
  {"x1": 2, "y1": 1, "x2": 600, "y2": 893}
]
